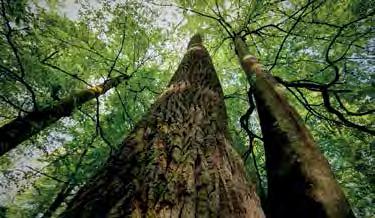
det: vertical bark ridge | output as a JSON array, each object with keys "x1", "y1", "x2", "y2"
[
  {"x1": 234, "y1": 36, "x2": 354, "y2": 218},
  {"x1": 61, "y1": 34, "x2": 264, "y2": 218}
]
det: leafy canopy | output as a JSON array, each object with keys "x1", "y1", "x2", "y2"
[{"x1": 0, "y1": 0, "x2": 373, "y2": 217}]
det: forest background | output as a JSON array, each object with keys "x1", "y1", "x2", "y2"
[{"x1": 0, "y1": 0, "x2": 373, "y2": 217}]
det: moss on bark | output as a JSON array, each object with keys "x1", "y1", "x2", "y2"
[
  {"x1": 0, "y1": 74, "x2": 130, "y2": 156},
  {"x1": 234, "y1": 36, "x2": 354, "y2": 218}
]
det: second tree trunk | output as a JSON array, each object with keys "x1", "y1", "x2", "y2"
[{"x1": 234, "y1": 36, "x2": 354, "y2": 218}]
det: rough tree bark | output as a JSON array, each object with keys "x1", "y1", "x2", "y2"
[
  {"x1": 0, "y1": 74, "x2": 130, "y2": 157},
  {"x1": 234, "y1": 36, "x2": 354, "y2": 218},
  {"x1": 60, "y1": 35, "x2": 264, "y2": 217}
]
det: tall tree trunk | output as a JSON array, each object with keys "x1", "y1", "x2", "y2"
[
  {"x1": 234, "y1": 37, "x2": 354, "y2": 218},
  {"x1": 42, "y1": 183, "x2": 74, "y2": 218},
  {"x1": 61, "y1": 35, "x2": 264, "y2": 218},
  {"x1": 0, "y1": 74, "x2": 130, "y2": 157}
]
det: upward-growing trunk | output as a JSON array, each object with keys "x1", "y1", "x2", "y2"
[
  {"x1": 0, "y1": 74, "x2": 130, "y2": 157},
  {"x1": 234, "y1": 37, "x2": 354, "y2": 218},
  {"x1": 42, "y1": 183, "x2": 74, "y2": 218},
  {"x1": 61, "y1": 35, "x2": 264, "y2": 218}
]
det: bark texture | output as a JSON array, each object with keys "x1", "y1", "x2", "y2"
[
  {"x1": 234, "y1": 37, "x2": 354, "y2": 218},
  {"x1": 61, "y1": 35, "x2": 264, "y2": 218},
  {"x1": 0, "y1": 74, "x2": 130, "y2": 157}
]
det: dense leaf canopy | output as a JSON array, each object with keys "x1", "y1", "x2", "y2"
[{"x1": 0, "y1": 0, "x2": 373, "y2": 217}]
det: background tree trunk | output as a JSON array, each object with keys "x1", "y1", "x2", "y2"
[
  {"x1": 234, "y1": 37, "x2": 354, "y2": 218},
  {"x1": 0, "y1": 74, "x2": 130, "y2": 157},
  {"x1": 61, "y1": 34, "x2": 264, "y2": 218},
  {"x1": 42, "y1": 183, "x2": 74, "y2": 218}
]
